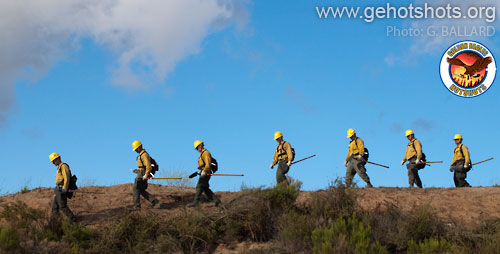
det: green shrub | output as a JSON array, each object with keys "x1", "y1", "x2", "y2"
[
  {"x1": 62, "y1": 221, "x2": 95, "y2": 251},
  {"x1": 280, "y1": 210, "x2": 315, "y2": 252},
  {"x1": 406, "y1": 206, "x2": 445, "y2": 243},
  {"x1": 308, "y1": 178, "x2": 357, "y2": 224},
  {"x1": 19, "y1": 186, "x2": 30, "y2": 194},
  {"x1": 361, "y1": 202, "x2": 409, "y2": 252},
  {"x1": 0, "y1": 201, "x2": 45, "y2": 239},
  {"x1": 223, "y1": 181, "x2": 301, "y2": 242},
  {"x1": 43, "y1": 216, "x2": 64, "y2": 241},
  {"x1": 311, "y1": 213, "x2": 387, "y2": 254},
  {"x1": 93, "y1": 210, "x2": 222, "y2": 253},
  {"x1": 0, "y1": 227, "x2": 20, "y2": 251},
  {"x1": 94, "y1": 212, "x2": 160, "y2": 252},
  {"x1": 468, "y1": 220, "x2": 500, "y2": 254},
  {"x1": 407, "y1": 238, "x2": 456, "y2": 254},
  {"x1": 168, "y1": 210, "x2": 221, "y2": 253},
  {"x1": 361, "y1": 203, "x2": 448, "y2": 252},
  {"x1": 261, "y1": 181, "x2": 301, "y2": 211}
]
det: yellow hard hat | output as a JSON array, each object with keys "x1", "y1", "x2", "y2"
[
  {"x1": 194, "y1": 140, "x2": 203, "y2": 149},
  {"x1": 405, "y1": 130, "x2": 414, "y2": 137},
  {"x1": 274, "y1": 131, "x2": 283, "y2": 140},
  {"x1": 454, "y1": 134, "x2": 463, "y2": 140},
  {"x1": 347, "y1": 128, "x2": 356, "y2": 138},
  {"x1": 49, "y1": 152, "x2": 60, "y2": 162},
  {"x1": 132, "y1": 140, "x2": 142, "y2": 151}
]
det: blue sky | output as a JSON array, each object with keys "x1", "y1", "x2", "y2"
[{"x1": 0, "y1": 0, "x2": 499, "y2": 193}]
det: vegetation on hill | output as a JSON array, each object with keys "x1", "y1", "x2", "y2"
[{"x1": 1, "y1": 180, "x2": 500, "y2": 253}]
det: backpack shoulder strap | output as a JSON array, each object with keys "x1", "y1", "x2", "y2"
[
  {"x1": 138, "y1": 151, "x2": 149, "y2": 168},
  {"x1": 459, "y1": 144, "x2": 470, "y2": 164},
  {"x1": 354, "y1": 137, "x2": 360, "y2": 151},
  {"x1": 200, "y1": 149, "x2": 211, "y2": 163},
  {"x1": 411, "y1": 140, "x2": 422, "y2": 157},
  {"x1": 138, "y1": 153, "x2": 144, "y2": 168},
  {"x1": 58, "y1": 163, "x2": 69, "y2": 172},
  {"x1": 277, "y1": 141, "x2": 288, "y2": 154},
  {"x1": 411, "y1": 140, "x2": 420, "y2": 153}
]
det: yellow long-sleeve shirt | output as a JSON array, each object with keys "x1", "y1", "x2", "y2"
[
  {"x1": 345, "y1": 137, "x2": 365, "y2": 161},
  {"x1": 452, "y1": 143, "x2": 471, "y2": 165},
  {"x1": 403, "y1": 139, "x2": 423, "y2": 162},
  {"x1": 198, "y1": 149, "x2": 213, "y2": 173},
  {"x1": 137, "y1": 150, "x2": 152, "y2": 177},
  {"x1": 55, "y1": 163, "x2": 70, "y2": 190},
  {"x1": 272, "y1": 141, "x2": 294, "y2": 165}
]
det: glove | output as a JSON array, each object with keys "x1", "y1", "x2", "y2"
[
  {"x1": 61, "y1": 188, "x2": 68, "y2": 194},
  {"x1": 415, "y1": 160, "x2": 421, "y2": 164},
  {"x1": 200, "y1": 170, "x2": 208, "y2": 177},
  {"x1": 142, "y1": 174, "x2": 149, "y2": 180},
  {"x1": 464, "y1": 164, "x2": 470, "y2": 169},
  {"x1": 287, "y1": 161, "x2": 292, "y2": 167},
  {"x1": 355, "y1": 155, "x2": 362, "y2": 160},
  {"x1": 270, "y1": 163, "x2": 275, "y2": 169},
  {"x1": 400, "y1": 160, "x2": 405, "y2": 165},
  {"x1": 344, "y1": 161, "x2": 348, "y2": 167}
]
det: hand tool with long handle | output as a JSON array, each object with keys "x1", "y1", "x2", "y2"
[
  {"x1": 148, "y1": 177, "x2": 183, "y2": 180},
  {"x1": 472, "y1": 157, "x2": 494, "y2": 166},
  {"x1": 208, "y1": 174, "x2": 244, "y2": 176},
  {"x1": 367, "y1": 161, "x2": 390, "y2": 168},
  {"x1": 291, "y1": 155, "x2": 316, "y2": 165}
]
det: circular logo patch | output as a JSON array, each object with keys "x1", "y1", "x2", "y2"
[{"x1": 440, "y1": 41, "x2": 496, "y2": 98}]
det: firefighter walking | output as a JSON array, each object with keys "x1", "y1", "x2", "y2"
[
  {"x1": 401, "y1": 130, "x2": 424, "y2": 188},
  {"x1": 344, "y1": 129, "x2": 373, "y2": 188},
  {"x1": 132, "y1": 140, "x2": 159, "y2": 209},
  {"x1": 49, "y1": 153, "x2": 77, "y2": 223},
  {"x1": 188, "y1": 140, "x2": 221, "y2": 207},
  {"x1": 450, "y1": 134, "x2": 472, "y2": 187},
  {"x1": 270, "y1": 131, "x2": 294, "y2": 185}
]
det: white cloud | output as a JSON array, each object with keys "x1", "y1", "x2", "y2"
[{"x1": 0, "y1": 0, "x2": 249, "y2": 124}]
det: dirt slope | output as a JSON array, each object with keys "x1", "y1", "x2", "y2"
[
  {"x1": 2, "y1": 185, "x2": 500, "y2": 227},
  {"x1": 298, "y1": 186, "x2": 500, "y2": 226}
]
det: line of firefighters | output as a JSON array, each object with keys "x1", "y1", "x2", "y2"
[{"x1": 48, "y1": 128, "x2": 483, "y2": 222}]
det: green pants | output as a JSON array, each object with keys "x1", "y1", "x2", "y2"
[
  {"x1": 451, "y1": 163, "x2": 471, "y2": 187},
  {"x1": 133, "y1": 177, "x2": 157, "y2": 207},
  {"x1": 406, "y1": 159, "x2": 423, "y2": 188},
  {"x1": 276, "y1": 160, "x2": 290, "y2": 185},
  {"x1": 345, "y1": 158, "x2": 371, "y2": 187},
  {"x1": 193, "y1": 174, "x2": 220, "y2": 205},
  {"x1": 52, "y1": 187, "x2": 76, "y2": 222}
]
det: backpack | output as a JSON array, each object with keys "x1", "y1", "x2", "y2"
[
  {"x1": 201, "y1": 150, "x2": 218, "y2": 173},
  {"x1": 150, "y1": 157, "x2": 159, "y2": 175},
  {"x1": 363, "y1": 148, "x2": 369, "y2": 161},
  {"x1": 60, "y1": 163, "x2": 78, "y2": 191},
  {"x1": 69, "y1": 175, "x2": 78, "y2": 191},
  {"x1": 138, "y1": 153, "x2": 159, "y2": 176},
  {"x1": 411, "y1": 142, "x2": 426, "y2": 170},
  {"x1": 210, "y1": 158, "x2": 218, "y2": 173},
  {"x1": 351, "y1": 138, "x2": 367, "y2": 162}
]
